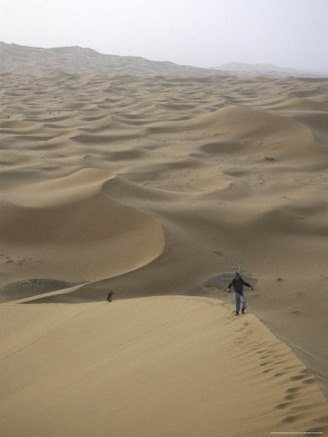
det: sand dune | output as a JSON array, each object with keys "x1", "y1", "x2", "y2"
[
  {"x1": 1, "y1": 296, "x2": 328, "y2": 437},
  {"x1": 0, "y1": 42, "x2": 219, "y2": 77},
  {"x1": 0, "y1": 168, "x2": 165, "y2": 300},
  {"x1": 1, "y1": 44, "x2": 328, "y2": 435}
]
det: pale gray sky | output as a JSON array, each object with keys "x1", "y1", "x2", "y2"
[{"x1": 1, "y1": 0, "x2": 327, "y2": 72}]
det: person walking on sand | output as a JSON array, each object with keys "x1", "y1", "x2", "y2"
[{"x1": 227, "y1": 272, "x2": 253, "y2": 315}]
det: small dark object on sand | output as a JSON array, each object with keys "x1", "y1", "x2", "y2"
[{"x1": 107, "y1": 291, "x2": 114, "y2": 302}]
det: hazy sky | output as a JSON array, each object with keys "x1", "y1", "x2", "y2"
[{"x1": 1, "y1": 0, "x2": 327, "y2": 72}]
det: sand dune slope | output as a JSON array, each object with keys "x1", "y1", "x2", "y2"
[
  {"x1": 1, "y1": 66, "x2": 328, "y2": 435},
  {"x1": 0, "y1": 296, "x2": 327, "y2": 437},
  {"x1": 0, "y1": 168, "x2": 165, "y2": 300}
]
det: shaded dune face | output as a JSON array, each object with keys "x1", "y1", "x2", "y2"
[{"x1": 0, "y1": 169, "x2": 165, "y2": 284}]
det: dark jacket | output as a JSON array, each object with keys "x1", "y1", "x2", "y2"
[{"x1": 228, "y1": 277, "x2": 252, "y2": 294}]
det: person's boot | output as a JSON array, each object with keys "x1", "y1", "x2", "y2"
[{"x1": 241, "y1": 308, "x2": 245, "y2": 314}]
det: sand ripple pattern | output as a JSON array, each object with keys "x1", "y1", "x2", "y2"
[{"x1": 1, "y1": 49, "x2": 328, "y2": 436}]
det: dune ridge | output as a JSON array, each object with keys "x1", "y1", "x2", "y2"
[
  {"x1": 0, "y1": 42, "x2": 220, "y2": 77},
  {"x1": 0, "y1": 297, "x2": 327, "y2": 437},
  {"x1": 0, "y1": 168, "x2": 165, "y2": 300},
  {"x1": 1, "y1": 51, "x2": 328, "y2": 435}
]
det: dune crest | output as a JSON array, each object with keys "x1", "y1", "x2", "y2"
[
  {"x1": 0, "y1": 297, "x2": 327, "y2": 436},
  {"x1": 0, "y1": 168, "x2": 165, "y2": 296}
]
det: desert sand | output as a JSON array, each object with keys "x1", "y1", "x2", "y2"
[{"x1": 0, "y1": 44, "x2": 328, "y2": 436}]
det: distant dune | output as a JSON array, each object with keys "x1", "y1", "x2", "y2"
[
  {"x1": 2, "y1": 42, "x2": 327, "y2": 78},
  {"x1": 0, "y1": 41, "x2": 221, "y2": 77},
  {"x1": 216, "y1": 61, "x2": 328, "y2": 78},
  {"x1": 0, "y1": 43, "x2": 328, "y2": 436}
]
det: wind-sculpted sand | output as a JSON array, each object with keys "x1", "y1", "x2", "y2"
[
  {"x1": 1, "y1": 67, "x2": 328, "y2": 435},
  {"x1": 1, "y1": 297, "x2": 328, "y2": 437}
]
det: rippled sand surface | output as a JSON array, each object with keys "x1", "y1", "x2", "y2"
[{"x1": 1, "y1": 60, "x2": 328, "y2": 436}]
